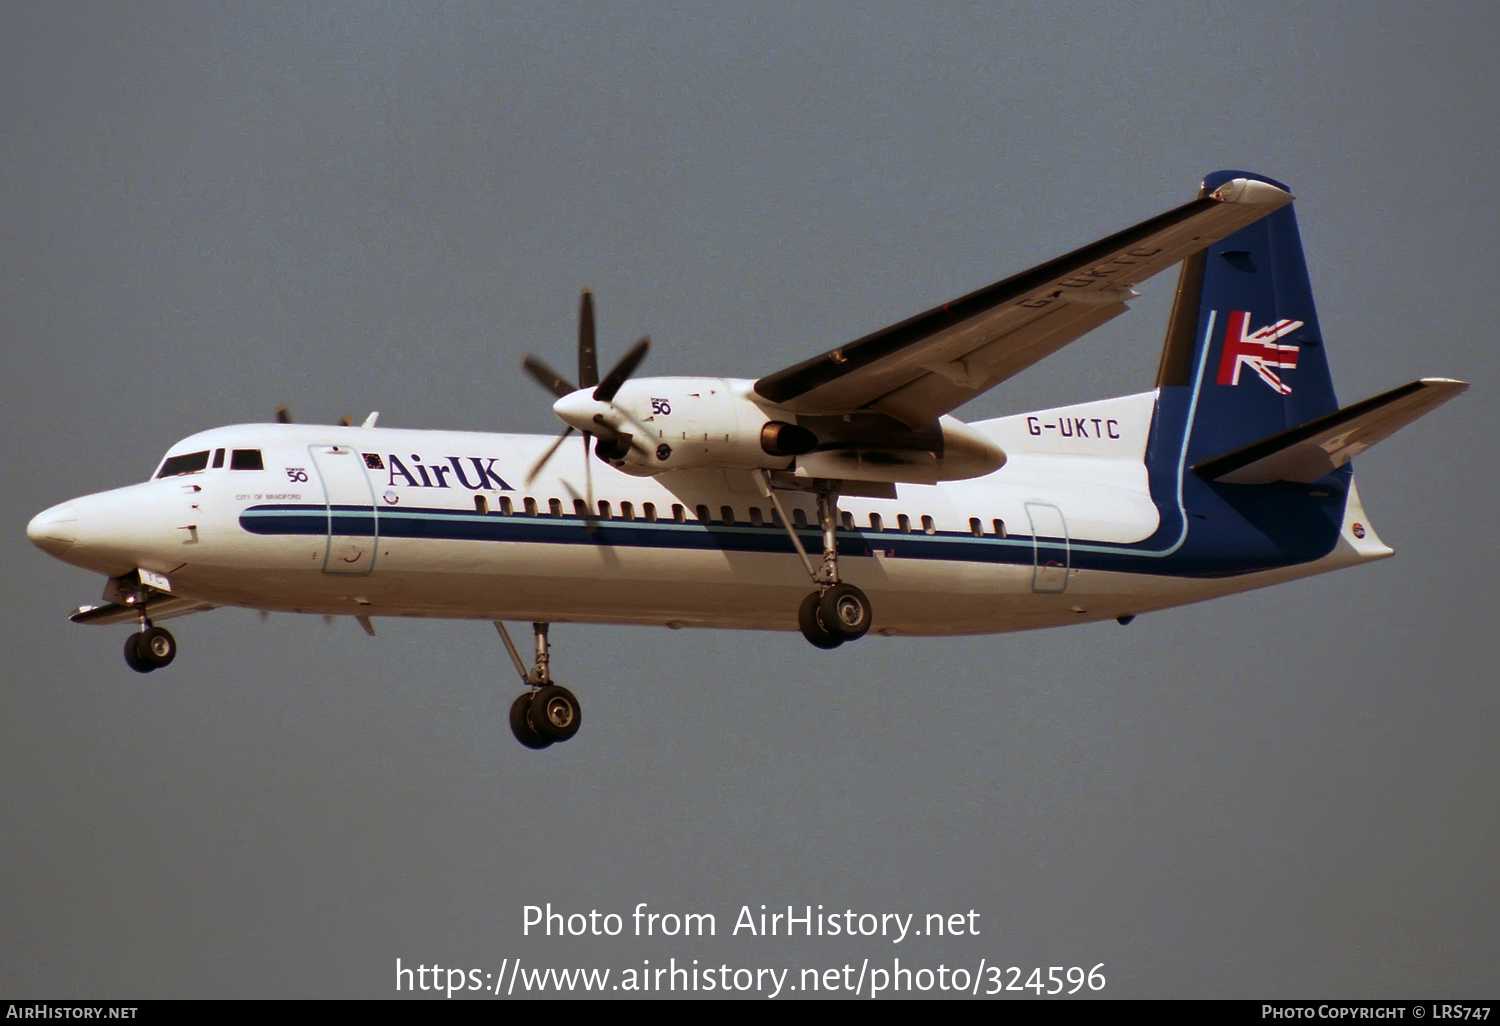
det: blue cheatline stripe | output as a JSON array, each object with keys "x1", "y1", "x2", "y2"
[{"x1": 238, "y1": 492, "x2": 1302, "y2": 580}]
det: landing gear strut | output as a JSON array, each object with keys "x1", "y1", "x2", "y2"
[
  {"x1": 496, "y1": 621, "x2": 582, "y2": 750},
  {"x1": 123, "y1": 622, "x2": 176, "y2": 673},
  {"x1": 761, "y1": 477, "x2": 873, "y2": 649}
]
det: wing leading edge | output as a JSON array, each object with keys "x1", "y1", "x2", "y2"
[{"x1": 753, "y1": 177, "x2": 1292, "y2": 426}]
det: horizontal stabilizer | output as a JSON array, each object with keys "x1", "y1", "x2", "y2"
[
  {"x1": 1193, "y1": 378, "x2": 1468, "y2": 484},
  {"x1": 70, "y1": 596, "x2": 216, "y2": 626}
]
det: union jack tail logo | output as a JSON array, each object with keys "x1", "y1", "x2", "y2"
[{"x1": 1216, "y1": 310, "x2": 1304, "y2": 394}]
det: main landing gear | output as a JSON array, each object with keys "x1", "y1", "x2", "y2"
[
  {"x1": 797, "y1": 583, "x2": 872, "y2": 649},
  {"x1": 123, "y1": 623, "x2": 176, "y2": 673},
  {"x1": 762, "y1": 478, "x2": 873, "y2": 650},
  {"x1": 495, "y1": 621, "x2": 582, "y2": 750}
]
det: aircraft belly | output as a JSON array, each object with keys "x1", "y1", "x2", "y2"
[
  {"x1": 163, "y1": 538, "x2": 1279, "y2": 636},
  {"x1": 175, "y1": 472, "x2": 1393, "y2": 634}
]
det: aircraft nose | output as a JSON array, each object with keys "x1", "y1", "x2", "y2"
[{"x1": 27, "y1": 503, "x2": 78, "y2": 556}]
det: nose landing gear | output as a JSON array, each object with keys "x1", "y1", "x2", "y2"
[
  {"x1": 496, "y1": 621, "x2": 583, "y2": 750},
  {"x1": 123, "y1": 624, "x2": 176, "y2": 673}
]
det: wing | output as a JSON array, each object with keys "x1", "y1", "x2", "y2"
[{"x1": 753, "y1": 177, "x2": 1293, "y2": 426}]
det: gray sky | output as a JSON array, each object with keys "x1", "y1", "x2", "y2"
[{"x1": 3, "y1": 1, "x2": 1494, "y2": 999}]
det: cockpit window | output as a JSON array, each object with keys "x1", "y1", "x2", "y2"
[
  {"x1": 156, "y1": 450, "x2": 211, "y2": 478},
  {"x1": 230, "y1": 449, "x2": 264, "y2": 470}
]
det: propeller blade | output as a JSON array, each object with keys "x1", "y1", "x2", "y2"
[
  {"x1": 560, "y1": 479, "x2": 598, "y2": 535},
  {"x1": 527, "y1": 426, "x2": 574, "y2": 485},
  {"x1": 275, "y1": 406, "x2": 292, "y2": 424},
  {"x1": 589, "y1": 421, "x2": 650, "y2": 462},
  {"x1": 583, "y1": 431, "x2": 594, "y2": 510},
  {"x1": 578, "y1": 289, "x2": 598, "y2": 391},
  {"x1": 595, "y1": 406, "x2": 654, "y2": 446},
  {"x1": 594, "y1": 336, "x2": 649, "y2": 403},
  {"x1": 522, "y1": 355, "x2": 579, "y2": 399}
]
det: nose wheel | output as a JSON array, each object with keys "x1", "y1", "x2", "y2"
[{"x1": 123, "y1": 625, "x2": 176, "y2": 673}]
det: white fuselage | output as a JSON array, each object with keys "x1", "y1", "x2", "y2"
[{"x1": 27, "y1": 392, "x2": 1392, "y2": 637}]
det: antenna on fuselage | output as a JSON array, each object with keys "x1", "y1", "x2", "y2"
[{"x1": 274, "y1": 406, "x2": 369, "y2": 427}]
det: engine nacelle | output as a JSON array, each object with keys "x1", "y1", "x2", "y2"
[
  {"x1": 792, "y1": 415, "x2": 1006, "y2": 484},
  {"x1": 552, "y1": 376, "x2": 1005, "y2": 483},
  {"x1": 586, "y1": 378, "x2": 800, "y2": 475}
]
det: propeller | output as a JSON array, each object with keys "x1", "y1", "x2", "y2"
[{"x1": 522, "y1": 290, "x2": 651, "y2": 492}]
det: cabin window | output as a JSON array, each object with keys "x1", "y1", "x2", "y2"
[
  {"x1": 156, "y1": 450, "x2": 211, "y2": 478},
  {"x1": 573, "y1": 498, "x2": 589, "y2": 517},
  {"x1": 598, "y1": 501, "x2": 612, "y2": 520},
  {"x1": 212, "y1": 448, "x2": 225, "y2": 469},
  {"x1": 770, "y1": 508, "x2": 784, "y2": 527},
  {"x1": 475, "y1": 496, "x2": 490, "y2": 514},
  {"x1": 715, "y1": 505, "x2": 732, "y2": 525},
  {"x1": 672, "y1": 504, "x2": 686, "y2": 523},
  {"x1": 549, "y1": 498, "x2": 563, "y2": 516},
  {"x1": 364, "y1": 453, "x2": 385, "y2": 470},
  {"x1": 642, "y1": 502, "x2": 657, "y2": 522},
  {"x1": 619, "y1": 501, "x2": 634, "y2": 521},
  {"x1": 921, "y1": 515, "x2": 936, "y2": 535},
  {"x1": 793, "y1": 508, "x2": 808, "y2": 529},
  {"x1": 897, "y1": 513, "x2": 912, "y2": 533},
  {"x1": 749, "y1": 507, "x2": 764, "y2": 527},
  {"x1": 695, "y1": 504, "x2": 712, "y2": 523},
  {"x1": 992, "y1": 518, "x2": 1006, "y2": 537},
  {"x1": 969, "y1": 517, "x2": 983, "y2": 537},
  {"x1": 841, "y1": 511, "x2": 854, "y2": 531},
  {"x1": 500, "y1": 496, "x2": 513, "y2": 515},
  {"x1": 230, "y1": 449, "x2": 264, "y2": 471},
  {"x1": 524, "y1": 497, "x2": 538, "y2": 516},
  {"x1": 869, "y1": 512, "x2": 883, "y2": 532}
]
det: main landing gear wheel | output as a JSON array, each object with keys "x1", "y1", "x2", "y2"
[
  {"x1": 530, "y1": 685, "x2": 582, "y2": 742},
  {"x1": 798, "y1": 592, "x2": 844, "y2": 649},
  {"x1": 762, "y1": 478, "x2": 876, "y2": 650},
  {"x1": 820, "y1": 583, "x2": 872, "y2": 640},
  {"x1": 509, "y1": 692, "x2": 552, "y2": 750},
  {"x1": 123, "y1": 626, "x2": 176, "y2": 673},
  {"x1": 495, "y1": 622, "x2": 584, "y2": 750}
]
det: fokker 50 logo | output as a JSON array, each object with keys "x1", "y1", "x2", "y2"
[{"x1": 1216, "y1": 310, "x2": 1304, "y2": 394}]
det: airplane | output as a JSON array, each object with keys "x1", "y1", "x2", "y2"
[{"x1": 26, "y1": 170, "x2": 1467, "y2": 750}]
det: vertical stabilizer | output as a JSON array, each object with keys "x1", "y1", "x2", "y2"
[{"x1": 1153, "y1": 170, "x2": 1339, "y2": 468}]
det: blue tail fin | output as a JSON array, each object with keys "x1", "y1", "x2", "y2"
[
  {"x1": 1143, "y1": 171, "x2": 1352, "y2": 572},
  {"x1": 1153, "y1": 170, "x2": 1340, "y2": 467}
]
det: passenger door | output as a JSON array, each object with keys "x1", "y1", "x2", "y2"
[
  {"x1": 1025, "y1": 501, "x2": 1069, "y2": 594},
  {"x1": 308, "y1": 444, "x2": 378, "y2": 575}
]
